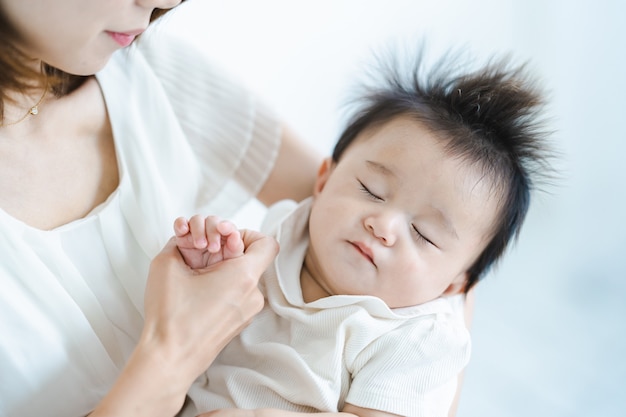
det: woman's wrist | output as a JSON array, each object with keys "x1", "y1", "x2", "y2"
[{"x1": 89, "y1": 333, "x2": 191, "y2": 417}]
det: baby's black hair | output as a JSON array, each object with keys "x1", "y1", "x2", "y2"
[{"x1": 332, "y1": 46, "x2": 554, "y2": 292}]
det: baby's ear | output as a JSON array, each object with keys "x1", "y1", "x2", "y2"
[
  {"x1": 442, "y1": 272, "x2": 468, "y2": 296},
  {"x1": 313, "y1": 157, "x2": 335, "y2": 196}
]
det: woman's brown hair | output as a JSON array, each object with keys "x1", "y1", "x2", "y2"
[{"x1": 0, "y1": 5, "x2": 183, "y2": 123}]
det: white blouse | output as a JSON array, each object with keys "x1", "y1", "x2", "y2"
[{"x1": 0, "y1": 29, "x2": 280, "y2": 417}]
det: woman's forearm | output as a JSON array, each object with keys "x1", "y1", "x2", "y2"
[
  {"x1": 200, "y1": 404, "x2": 397, "y2": 417},
  {"x1": 257, "y1": 124, "x2": 322, "y2": 205},
  {"x1": 201, "y1": 409, "x2": 359, "y2": 417},
  {"x1": 89, "y1": 336, "x2": 191, "y2": 417}
]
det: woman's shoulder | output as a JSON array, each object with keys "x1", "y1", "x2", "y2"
[{"x1": 96, "y1": 28, "x2": 281, "y2": 225}]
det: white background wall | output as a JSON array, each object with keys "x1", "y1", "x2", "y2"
[{"x1": 165, "y1": 1, "x2": 626, "y2": 416}]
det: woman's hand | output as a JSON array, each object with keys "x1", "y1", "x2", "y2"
[
  {"x1": 90, "y1": 231, "x2": 278, "y2": 417},
  {"x1": 144, "y1": 230, "x2": 275, "y2": 376},
  {"x1": 199, "y1": 409, "x2": 361, "y2": 417}
]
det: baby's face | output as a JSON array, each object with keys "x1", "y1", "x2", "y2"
[{"x1": 303, "y1": 116, "x2": 500, "y2": 308}]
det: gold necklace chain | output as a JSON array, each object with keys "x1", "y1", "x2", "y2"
[{"x1": 0, "y1": 85, "x2": 49, "y2": 128}]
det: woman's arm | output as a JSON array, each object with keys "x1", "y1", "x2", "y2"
[
  {"x1": 199, "y1": 404, "x2": 400, "y2": 417},
  {"x1": 89, "y1": 232, "x2": 278, "y2": 417},
  {"x1": 448, "y1": 288, "x2": 476, "y2": 417},
  {"x1": 257, "y1": 124, "x2": 322, "y2": 205}
]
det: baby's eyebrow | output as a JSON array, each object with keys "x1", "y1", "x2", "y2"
[{"x1": 365, "y1": 160, "x2": 396, "y2": 178}]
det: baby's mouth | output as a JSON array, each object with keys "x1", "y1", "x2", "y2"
[{"x1": 351, "y1": 241, "x2": 376, "y2": 267}]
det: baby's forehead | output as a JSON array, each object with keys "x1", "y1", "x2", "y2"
[
  {"x1": 354, "y1": 118, "x2": 504, "y2": 201},
  {"x1": 342, "y1": 114, "x2": 506, "y2": 185}
]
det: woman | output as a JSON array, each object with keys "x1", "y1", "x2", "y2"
[{"x1": 0, "y1": 0, "x2": 320, "y2": 416}]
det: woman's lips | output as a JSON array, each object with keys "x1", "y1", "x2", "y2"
[{"x1": 106, "y1": 30, "x2": 143, "y2": 47}]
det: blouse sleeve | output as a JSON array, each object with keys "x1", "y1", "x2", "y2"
[{"x1": 137, "y1": 31, "x2": 281, "y2": 207}]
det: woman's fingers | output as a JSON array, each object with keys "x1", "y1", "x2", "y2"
[{"x1": 240, "y1": 228, "x2": 279, "y2": 258}]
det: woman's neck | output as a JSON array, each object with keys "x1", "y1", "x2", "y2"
[{"x1": 1, "y1": 83, "x2": 49, "y2": 128}]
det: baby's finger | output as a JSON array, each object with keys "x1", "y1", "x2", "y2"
[
  {"x1": 204, "y1": 215, "x2": 223, "y2": 253},
  {"x1": 216, "y1": 219, "x2": 238, "y2": 236},
  {"x1": 188, "y1": 215, "x2": 208, "y2": 249},
  {"x1": 173, "y1": 217, "x2": 190, "y2": 237},
  {"x1": 224, "y1": 228, "x2": 244, "y2": 259}
]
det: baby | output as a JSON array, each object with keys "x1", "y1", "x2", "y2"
[{"x1": 174, "y1": 50, "x2": 551, "y2": 417}]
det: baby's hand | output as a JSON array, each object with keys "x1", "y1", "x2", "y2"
[{"x1": 173, "y1": 215, "x2": 245, "y2": 269}]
